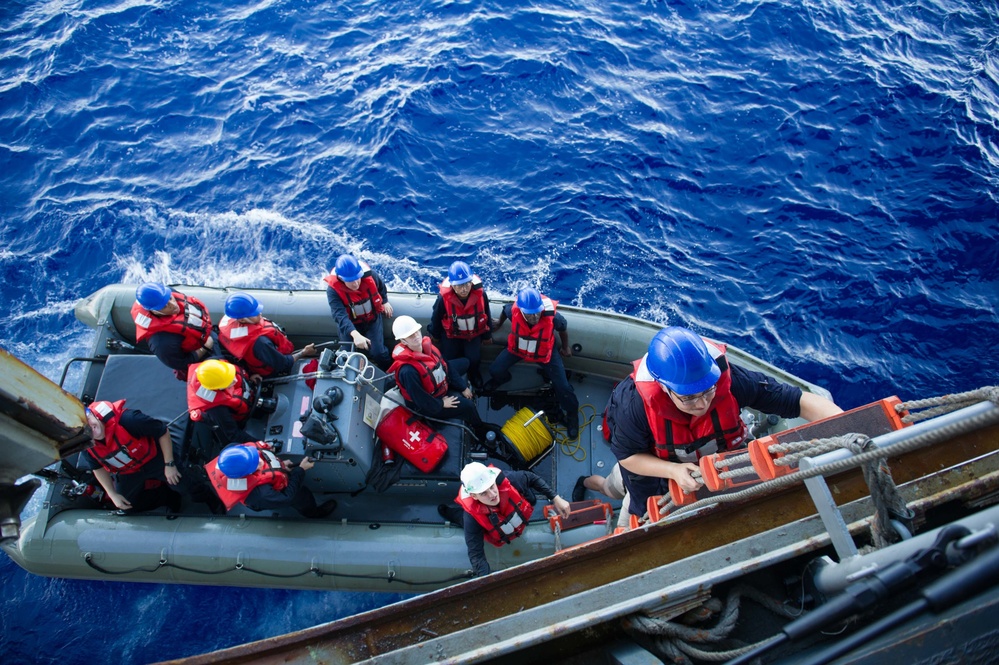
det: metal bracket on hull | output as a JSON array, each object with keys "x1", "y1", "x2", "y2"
[{"x1": 799, "y1": 457, "x2": 859, "y2": 561}]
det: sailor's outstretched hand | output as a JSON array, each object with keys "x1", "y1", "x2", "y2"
[
  {"x1": 350, "y1": 330, "x2": 371, "y2": 350},
  {"x1": 109, "y1": 492, "x2": 132, "y2": 511},
  {"x1": 442, "y1": 395, "x2": 459, "y2": 409},
  {"x1": 164, "y1": 465, "x2": 182, "y2": 485},
  {"x1": 669, "y1": 462, "x2": 701, "y2": 493},
  {"x1": 552, "y1": 495, "x2": 571, "y2": 519}
]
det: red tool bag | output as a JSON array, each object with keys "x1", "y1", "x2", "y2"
[{"x1": 375, "y1": 405, "x2": 448, "y2": 473}]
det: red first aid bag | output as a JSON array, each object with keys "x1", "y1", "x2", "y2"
[{"x1": 375, "y1": 406, "x2": 448, "y2": 473}]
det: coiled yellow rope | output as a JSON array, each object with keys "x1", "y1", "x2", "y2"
[{"x1": 501, "y1": 407, "x2": 554, "y2": 463}]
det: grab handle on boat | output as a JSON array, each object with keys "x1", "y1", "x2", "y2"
[{"x1": 339, "y1": 352, "x2": 375, "y2": 385}]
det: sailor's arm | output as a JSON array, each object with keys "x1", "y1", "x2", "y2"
[
  {"x1": 492, "y1": 305, "x2": 510, "y2": 331},
  {"x1": 463, "y1": 516, "x2": 491, "y2": 577},
  {"x1": 618, "y1": 452, "x2": 700, "y2": 493},
  {"x1": 157, "y1": 430, "x2": 181, "y2": 485},
  {"x1": 372, "y1": 272, "x2": 393, "y2": 318},
  {"x1": 554, "y1": 313, "x2": 571, "y2": 357},
  {"x1": 92, "y1": 467, "x2": 132, "y2": 510},
  {"x1": 325, "y1": 286, "x2": 358, "y2": 337},
  {"x1": 799, "y1": 391, "x2": 843, "y2": 421},
  {"x1": 427, "y1": 296, "x2": 445, "y2": 340},
  {"x1": 398, "y1": 366, "x2": 447, "y2": 416}
]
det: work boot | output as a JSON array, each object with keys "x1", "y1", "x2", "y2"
[
  {"x1": 166, "y1": 489, "x2": 183, "y2": 514},
  {"x1": 572, "y1": 476, "x2": 587, "y2": 503},
  {"x1": 437, "y1": 504, "x2": 464, "y2": 527},
  {"x1": 469, "y1": 371, "x2": 484, "y2": 391},
  {"x1": 308, "y1": 499, "x2": 338, "y2": 519}
]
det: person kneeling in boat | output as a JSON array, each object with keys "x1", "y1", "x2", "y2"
[
  {"x1": 205, "y1": 442, "x2": 337, "y2": 518},
  {"x1": 187, "y1": 359, "x2": 259, "y2": 461},
  {"x1": 219, "y1": 292, "x2": 317, "y2": 378},
  {"x1": 323, "y1": 253, "x2": 394, "y2": 370},
  {"x1": 428, "y1": 261, "x2": 494, "y2": 389},
  {"x1": 131, "y1": 282, "x2": 220, "y2": 381},
  {"x1": 484, "y1": 287, "x2": 580, "y2": 440},
  {"x1": 600, "y1": 326, "x2": 842, "y2": 522},
  {"x1": 82, "y1": 400, "x2": 182, "y2": 513},
  {"x1": 389, "y1": 315, "x2": 481, "y2": 425},
  {"x1": 451, "y1": 462, "x2": 570, "y2": 577}
]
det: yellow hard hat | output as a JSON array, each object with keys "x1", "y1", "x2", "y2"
[{"x1": 196, "y1": 359, "x2": 236, "y2": 390}]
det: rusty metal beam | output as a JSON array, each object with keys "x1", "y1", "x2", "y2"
[{"x1": 162, "y1": 422, "x2": 999, "y2": 665}]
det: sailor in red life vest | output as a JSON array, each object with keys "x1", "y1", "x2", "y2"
[
  {"x1": 428, "y1": 261, "x2": 494, "y2": 388},
  {"x1": 186, "y1": 359, "x2": 259, "y2": 461},
  {"x1": 218, "y1": 292, "x2": 317, "y2": 378},
  {"x1": 131, "y1": 282, "x2": 220, "y2": 380},
  {"x1": 388, "y1": 316, "x2": 480, "y2": 424},
  {"x1": 601, "y1": 326, "x2": 842, "y2": 520},
  {"x1": 323, "y1": 253, "x2": 394, "y2": 370},
  {"x1": 484, "y1": 287, "x2": 581, "y2": 440},
  {"x1": 450, "y1": 462, "x2": 570, "y2": 577},
  {"x1": 205, "y1": 443, "x2": 337, "y2": 518},
  {"x1": 81, "y1": 400, "x2": 182, "y2": 513}
]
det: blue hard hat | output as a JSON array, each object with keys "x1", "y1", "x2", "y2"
[
  {"x1": 217, "y1": 444, "x2": 260, "y2": 479},
  {"x1": 646, "y1": 327, "x2": 721, "y2": 395},
  {"x1": 448, "y1": 261, "x2": 473, "y2": 286},
  {"x1": 225, "y1": 292, "x2": 263, "y2": 319},
  {"x1": 135, "y1": 282, "x2": 172, "y2": 311},
  {"x1": 516, "y1": 287, "x2": 544, "y2": 315},
  {"x1": 335, "y1": 254, "x2": 364, "y2": 283}
]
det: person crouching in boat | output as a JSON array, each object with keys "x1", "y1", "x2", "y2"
[
  {"x1": 388, "y1": 315, "x2": 481, "y2": 425},
  {"x1": 131, "y1": 282, "x2": 220, "y2": 381},
  {"x1": 82, "y1": 400, "x2": 182, "y2": 513},
  {"x1": 428, "y1": 261, "x2": 494, "y2": 389},
  {"x1": 484, "y1": 287, "x2": 580, "y2": 440},
  {"x1": 595, "y1": 326, "x2": 842, "y2": 523},
  {"x1": 187, "y1": 359, "x2": 258, "y2": 461},
  {"x1": 450, "y1": 462, "x2": 570, "y2": 577},
  {"x1": 218, "y1": 292, "x2": 317, "y2": 378},
  {"x1": 205, "y1": 442, "x2": 337, "y2": 518},
  {"x1": 323, "y1": 253, "x2": 394, "y2": 370}
]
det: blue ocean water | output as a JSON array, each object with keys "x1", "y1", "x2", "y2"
[{"x1": 1, "y1": 0, "x2": 997, "y2": 662}]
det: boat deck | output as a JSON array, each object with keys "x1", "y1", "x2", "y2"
[{"x1": 63, "y1": 349, "x2": 624, "y2": 527}]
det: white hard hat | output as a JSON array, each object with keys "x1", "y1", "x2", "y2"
[
  {"x1": 392, "y1": 315, "x2": 422, "y2": 340},
  {"x1": 460, "y1": 462, "x2": 501, "y2": 495}
]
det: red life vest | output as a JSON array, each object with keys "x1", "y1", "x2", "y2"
[
  {"x1": 218, "y1": 315, "x2": 294, "y2": 377},
  {"x1": 506, "y1": 297, "x2": 557, "y2": 363},
  {"x1": 439, "y1": 277, "x2": 491, "y2": 340},
  {"x1": 204, "y1": 442, "x2": 289, "y2": 510},
  {"x1": 631, "y1": 342, "x2": 746, "y2": 463},
  {"x1": 388, "y1": 337, "x2": 449, "y2": 402},
  {"x1": 86, "y1": 400, "x2": 158, "y2": 474},
  {"x1": 322, "y1": 261, "x2": 384, "y2": 326},
  {"x1": 186, "y1": 362, "x2": 255, "y2": 422},
  {"x1": 131, "y1": 292, "x2": 212, "y2": 351},
  {"x1": 455, "y1": 473, "x2": 534, "y2": 546}
]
